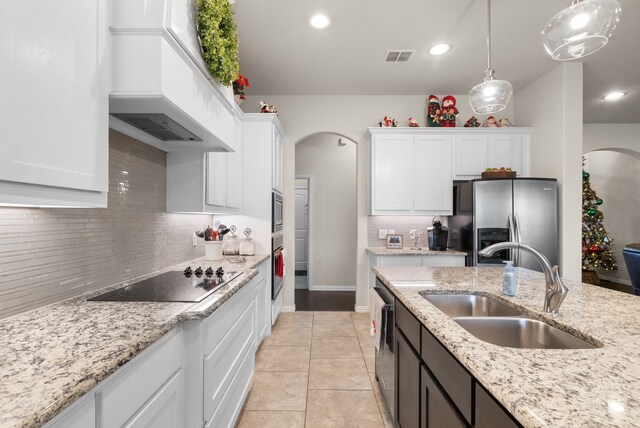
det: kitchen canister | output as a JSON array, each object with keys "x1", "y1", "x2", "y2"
[
  {"x1": 239, "y1": 228, "x2": 255, "y2": 256},
  {"x1": 222, "y1": 225, "x2": 240, "y2": 255},
  {"x1": 205, "y1": 241, "x2": 224, "y2": 260}
]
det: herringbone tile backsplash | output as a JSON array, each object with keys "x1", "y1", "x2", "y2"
[{"x1": 0, "y1": 130, "x2": 210, "y2": 320}]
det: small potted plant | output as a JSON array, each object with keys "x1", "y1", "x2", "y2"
[{"x1": 233, "y1": 74, "x2": 250, "y2": 105}]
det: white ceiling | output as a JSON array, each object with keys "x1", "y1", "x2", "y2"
[{"x1": 233, "y1": 0, "x2": 640, "y2": 123}]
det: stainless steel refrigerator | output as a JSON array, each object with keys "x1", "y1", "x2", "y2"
[{"x1": 448, "y1": 178, "x2": 558, "y2": 271}]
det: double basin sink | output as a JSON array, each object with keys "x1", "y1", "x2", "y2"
[{"x1": 420, "y1": 294, "x2": 599, "y2": 350}]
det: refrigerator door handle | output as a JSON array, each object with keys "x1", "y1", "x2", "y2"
[
  {"x1": 514, "y1": 213, "x2": 522, "y2": 266},
  {"x1": 508, "y1": 213, "x2": 517, "y2": 264}
]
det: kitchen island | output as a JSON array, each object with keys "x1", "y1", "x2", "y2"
[
  {"x1": 0, "y1": 255, "x2": 269, "y2": 428},
  {"x1": 374, "y1": 265, "x2": 640, "y2": 428}
]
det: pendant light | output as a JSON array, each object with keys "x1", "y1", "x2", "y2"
[
  {"x1": 468, "y1": 0, "x2": 513, "y2": 115},
  {"x1": 542, "y1": 0, "x2": 621, "y2": 61}
]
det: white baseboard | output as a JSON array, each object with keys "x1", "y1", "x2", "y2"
[
  {"x1": 597, "y1": 274, "x2": 633, "y2": 286},
  {"x1": 309, "y1": 285, "x2": 356, "y2": 291},
  {"x1": 355, "y1": 305, "x2": 369, "y2": 313},
  {"x1": 281, "y1": 305, "x2": 296, "y2": 312}
]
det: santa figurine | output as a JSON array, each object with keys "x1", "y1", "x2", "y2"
[
  {"x1": 378, "y1": 116, "x2": 398, "y2": 127},
  {"x1": 440, "y1": 95, "x2": 458, "y2": 127},
  {"x1": 260, "y1": 101, "x2": 277, "y2": 114},
  {"x1": 483, "y1": 116, "x2": 499, "y2": 127},
  {"x1": 408, "y1": 117, "x2": 419, "y2": 127},
  {"x1": 426, "y1": 95, "x2": 441, "y2": 127}
]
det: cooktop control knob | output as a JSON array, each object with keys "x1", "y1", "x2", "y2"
[
  {"x1": 184, "y1": 266, "x2": 193, "y2": 277},
  {"x1": 194, "y1": 266, "x2": 203, "y2": 277},
  {"x1": 205, "y1": 267, "x2": 214, "y2": 277},
  {"x1": 215, "y1": 267, "x2": 225, "y2": 278}
]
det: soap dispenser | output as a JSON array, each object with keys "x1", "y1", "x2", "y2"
[{"x1": 502, "y1": 261, "x2": 517, "y2": 296}]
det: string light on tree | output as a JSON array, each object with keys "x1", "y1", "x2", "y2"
[{"x1": 582, "y1": 166, "x2": 618, "y2": 272}]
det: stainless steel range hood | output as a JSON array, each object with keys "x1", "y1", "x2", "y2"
[{"x1": 109, "y1": 0, "x2": 239, "y2": 153}]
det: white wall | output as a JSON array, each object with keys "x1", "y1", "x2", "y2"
[
  {"x1": 584, "y1": 124, "x2": 640, "y2": 157},
  {"x1": 584, "y1": 151, "x2": 640, "y2": 285},
  {"x1": 295, "y1": 134, "x2": 357, "y2": 289},
  {"x1": 514, "y1": 63, "x2": 583, "y2": 281},
  {"x1": 242, "y1": 94, "x2": 514, "y2": 311}
]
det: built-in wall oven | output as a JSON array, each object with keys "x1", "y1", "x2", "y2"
[
  {"x1": 374, "y1": 279, "x2": 395, "y2": 419},
  {"x1": 272, "y1": 191, "x2": 283, "y2": 233},
  {"x1": 272, "y1": 234, "x2": 284, "y2": 300}
]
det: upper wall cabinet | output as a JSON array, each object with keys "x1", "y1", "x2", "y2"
[
  {"x1": 166, "y1": 117, "x2": 242, "y2": 214},
  {"x1": 367, "y1": 128, "x2": 531, "y2": 216},
  {"x1": 242, "y1": 114, "x2": 284, "y2": 195},
  {"x1": 368, "y1": 129, "x2": 453, "y2": 216},
  {"x1": 452, "y1": 129, "x2": 531, "y2": 179},
  {"x1": 0, "y1": 0, "x2": 108, "y2": 207}
]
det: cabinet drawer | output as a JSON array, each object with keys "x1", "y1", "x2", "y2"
[
  {"x1": 421, "y1": 365, "x2": 467, "y2": 428},
  {"x1": 421, "y1": 327, "x2": 472, "y2": 424},
  {"x1": 97, "y1": 330, "x2": 182, "y2": 428},
  {"x1": 475, "y1": 383, "x2": 520, "y2": 428},
  {"x1": 395, "y1": 299, "x2": 421, "y2": 351},
  {"x1": 203, "y1": 300, "x2": 256, "y2": 422}
]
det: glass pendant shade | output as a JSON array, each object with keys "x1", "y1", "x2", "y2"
[
  {"x1": 542, "y1": 0, "x2": 621, "y2": 61},
  {"x1": 469, "y1": 72, "x2": 513, "y2": 114}
]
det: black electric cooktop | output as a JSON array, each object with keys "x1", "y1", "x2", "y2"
[{"x1": 88, "y1": 266, "x2": 242, "y2": 303}]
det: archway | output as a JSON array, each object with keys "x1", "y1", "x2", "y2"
[
  {"x1": 582, "y1": 148, "x2": 640, "y2": 292},
  {"x1": 294, "y1": 132, "x2": 358, "y2": 311}
]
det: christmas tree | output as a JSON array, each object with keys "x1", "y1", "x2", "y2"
[{"x1": 582, "y1": 169, "x2": 618, "y2": 272}]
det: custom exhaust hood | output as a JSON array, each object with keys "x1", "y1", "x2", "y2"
[{"x1": 109, "y1": 0, "x2": 238, "y2": 153}]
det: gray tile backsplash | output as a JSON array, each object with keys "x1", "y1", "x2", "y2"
[
  {"x1": 0, "y1": 130, "x2": 211, "y2": 320},
  {"x1": 367, "y1": 216, "x2": 449, "y2": 248}
]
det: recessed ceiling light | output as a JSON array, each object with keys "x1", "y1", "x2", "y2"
[
  {"x1": 310, "y1": 14, "x2": 331, "y2": 29},
  {"x1": 428, "y1": 43, "x2": 451, "y2": 56},
  {"x1": 604, "y1": 91, "x2": 626, "y2": 101}
]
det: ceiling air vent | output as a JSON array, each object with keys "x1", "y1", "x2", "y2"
[{"x1": 384, "y1": 50, "x2": 415, "y2": 63}]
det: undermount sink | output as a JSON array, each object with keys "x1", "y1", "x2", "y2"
[
  {"x1": 421, "y1": 293, "x2": 523, "y2": 317},
  {"x1": 453, "y1": 317, "x2": 600, "y2": 350}
]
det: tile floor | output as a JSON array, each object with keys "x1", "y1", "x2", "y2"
[{"x1": 237, "y1": 311, "x2": 393, "y2": 427}]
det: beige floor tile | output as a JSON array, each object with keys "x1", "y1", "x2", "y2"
[
  {"x1": 245, "y1": 372, "x2": 308, "y2": 411},
  {"x1": 255, "y1": 346, "x2": 310, "y2": 372},
  {"x1": 305, "y1": 390, "x2": 384, "y2": 428},
  {"x1": 238, "y1": 410, "x2": 305, "y2": 428},
  {"x1": 274, "y1": 312, "x2": 314, "y2": 328},
  {"x1": 356, "y1": 327, "x2": 374, "y2": 346},
  {"x1": 311, "y1": 337, "x2": 362, "y2": 359},
  {"x1": 312, "y1": 319, "x2": 356, "y2": 337},
  {"x1": 364, "y1": 355, "x2": 376, "y2": 373},
  {"x1": 263, "y1": 327, "x2": 312, "y2": 347},
  {"x1": 369, "y1": 372, "x2": 388, "y2": 414},
  {"x1": 360, "y1": 342, "x2": 376, "y2": 359},
  {"x1": 351, "y1": 313, "x2": 371, "y2": 330},
  {"x1": 309, "y1": 358, "x2": 371, "y2": 390},
  {"x1": 314, "y1": 311, "x2": 353, "y2": 322},
  {"x1": 381, "y1": 412, "x2": 394, "y2": 428}
]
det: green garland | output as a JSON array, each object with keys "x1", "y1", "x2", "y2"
[{"x1": 196, "y1": 0, "x2": 239, "y2": 86}]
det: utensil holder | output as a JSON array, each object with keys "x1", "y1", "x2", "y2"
[{"x1": 205, "y1": 241, "x2": 223, "y2": 261}]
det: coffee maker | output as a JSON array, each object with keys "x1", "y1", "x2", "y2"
[{"x1": 427, "y1": 217, "x2": 448, "y2": 251}]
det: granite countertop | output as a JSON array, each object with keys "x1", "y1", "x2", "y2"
[
  {"x1": 373, "y1": 266, "x2": 640, "y2": 428},
  {"x1": 0, "y1": 254, "x2": 269, "y2": 428},
  {"x1": 367, "y1": 247, "x2": 467, "y2": 256}
]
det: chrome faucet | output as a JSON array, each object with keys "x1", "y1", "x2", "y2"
[{"x1": 478, "y1": 242, "x2": 569, "y2": 316}]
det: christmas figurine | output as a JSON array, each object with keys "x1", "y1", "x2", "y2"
[
  {"x1": 440, "y1": 95, "x2": 458, "y2": 127},
  {"x1": 426, "y1": 95, "x2": 441, "y2": 127},
  {"x1": 408, "y1": 117, "x2": 419, "y2": 127},
  {"x1": 259, "y1": 101, "x2": 278, "y2": 114},
  {"x1": 378, "y1": 116, "x2": 398, "y2": 127},
  {"x1": 483, "y1": 116, "x2": 499, "y2": 127},
  {"x1": 464, "y1": 116, "x2": 481, "y2": 127},
  {"x1": 498, "y1": 118, "x2": 513, "y2": 127}
]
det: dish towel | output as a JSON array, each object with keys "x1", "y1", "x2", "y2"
[
  {"x1": 368, "y1": 287, "x2": 385, "y2": 352},
  {"x1": 281, "y1": 249, "x2": 286, "y2": 277}
]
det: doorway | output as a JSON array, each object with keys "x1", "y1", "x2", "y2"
[{"x1": 294, "y1": 133, "x2": 357, "y2": 311}]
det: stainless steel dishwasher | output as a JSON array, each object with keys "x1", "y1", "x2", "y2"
[{"x1": 374, "y1": 279, "x2": 395, "y2": 419}]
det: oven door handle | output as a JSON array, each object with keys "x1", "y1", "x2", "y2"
[{"x1": 273, "y1": 248, "x2": 283, "y2": 258}]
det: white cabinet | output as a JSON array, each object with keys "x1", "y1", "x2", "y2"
[
  {"x1": 254, "y1": 263, "x2": 271, "y2": 346},
  {"x1": 271, "y1": 125, "x2": 284, "y2": 194},
  {"x1": 368, "y1": 130, "x2": 452, "y2": 215},
  {"x1": 0, "y1": 0, "x2": 108, "y2": 207},
  {"x1": 452, "y1": 130, "x2": 530, "y2": 179},
  {"x1": 45, "y1": 395, "x2": 95, "y2": 428},
  {"x1": 167, "y1": 116, "x2": 242, "y2": 213}
]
